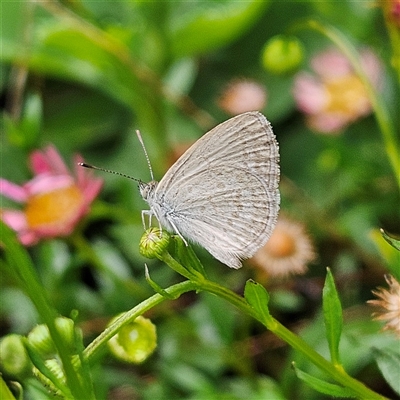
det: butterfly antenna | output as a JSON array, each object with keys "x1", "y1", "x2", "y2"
[
  {"x1": 136, "y1": 129, "x2": 154, "y2": 181},
  {"x1": 78, "y1": 163, "x2": 142, "y2": 183}
]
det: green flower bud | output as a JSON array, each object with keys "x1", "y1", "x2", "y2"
[
  {"x1": 32, "y1": 358, "x2": 65, "y2": 397},
  {"x1": 54, "y1": 317, "x2": 76, "y2": 350},
  {"x1": 32, "y1": 355, "x2": 81, "y2": 397},
  {"x1": 139, "y1": 227, "x2": 170, "y2": 259},
  {"x1": 107, "y1": 315, "x2": 157, "y2": 364},
  {"x1": 0, "y1": 334, "x2": 32, "y2": 379},
  {"x1": 262, "y1": 35, "x2": 304, "y2": 74},
  {"x1": 27, "y1": 324, "x2": 54, "y2": 357},
  {"x1": 27, "y1": 317, "x2": 76, "y2": 358}
]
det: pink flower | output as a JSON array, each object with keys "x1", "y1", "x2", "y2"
[
  {"x1": 385, "y1": 0, "x2": 400, "y2": 27},
  {"x1": 1, "y1": 145, "x2": 103, "y2": 245},
  {"x1": 293, "y1": 48, "x2": 382, "y2": 133},
  {"x1": 217, "y1": 79, "x2": 267, "y2": 115}
]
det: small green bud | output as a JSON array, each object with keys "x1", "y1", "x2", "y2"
[
  {"x1": 32, "y1": 355, "x2": 81, "y2": 397},
  {"x1": 0, "y1": 334, "x2": 32, "y2": 379},
  {"x1": 27, "y1": 317, "x2": 76, "y2": 358},
  {"x1": 107, "y1": 315, "x2": 157, "y2": 364},
  {"x1": 54, "y1": 317, "x2": 76, "y2": 350},
  {"x1": 262, "y1": 35, "x2": 304, "y2": 74},
  {"x1": 32, "y1": 358, "x2": 66, "y2": 397},
  {"x1": 139, "y1": 227, "x2": 170, "y2": 259},
  {"x1": 27, "y1": 324, "x2": 54, "y2": 357}
]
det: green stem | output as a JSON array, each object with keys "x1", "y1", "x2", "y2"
[
  {"x1": 266, "y1": 319, "x2": 386, "y2": 400},
  {"x1": 198, "y1": 279, "x2": 387, "y2": 400},
  {"x1": 1, "y1": 223, "x2": 94, "y2": 399},
  {"x1": 381, "y1": 3, "x2": 400, "y2": 83},
  {"x1": 84, "y1": 280, "x2": 198, "y2": 362},
  {"x1": 160, "y1": 244, "x2": 387, "y2": 398},
  {"x1": 84, "y1": 227, "x2": 388, "y2": 399},
  {"x1": 84, "y1": 263, "x2": 386, "y2": 400}
]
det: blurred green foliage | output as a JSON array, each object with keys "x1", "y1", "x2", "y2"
[{"x1": 1, "y1": 1, "x2": 399, "y2": 399}]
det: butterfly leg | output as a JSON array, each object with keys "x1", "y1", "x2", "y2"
[
  {"x1": 141, "y1": 210, "x2": 153, "y2": 229},
  {"x1": 168, "y1": 219, "x2": 188, "y2": 246},
  {"x1": 142, "y1": 209, "x2": 164, "y2": 238}
]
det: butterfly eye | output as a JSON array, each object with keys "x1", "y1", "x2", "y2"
[
  {"x1": 139, "y1": 181, "x2": 158, "y2": 201},
  {"x1": 139, "y1": 183, "x2": 149, "y2": 198}
]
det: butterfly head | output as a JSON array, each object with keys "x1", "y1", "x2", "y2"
[{"x1": 139, "y1": 180, "x2": 158, "y2": 202}]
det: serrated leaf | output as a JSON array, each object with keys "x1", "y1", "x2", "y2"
[
  {"x1": 244, "y1": 280, "x2": 271, "y2": 322},
  {"x1": 292, "y1": 363, "x2": 357, "y2": 398},
  {"x1": 322, "y1": 268, "x2": 343, "y2": 365},
  {"x1": 372, "y1": 347, "x2": 400, "y2": 395}
]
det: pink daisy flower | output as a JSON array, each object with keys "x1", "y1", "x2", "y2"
[
  {"x1": 1, "y1": 145, "x2": 103, "y2": 245},
  {"x1": 293, "y1": 48, "x2": 382, "y2": 133}
]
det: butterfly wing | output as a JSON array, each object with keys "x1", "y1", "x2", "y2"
[{"x1": 154, "y1": 111, "x2": 280, "y2": 269}]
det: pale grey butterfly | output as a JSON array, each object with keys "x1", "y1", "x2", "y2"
[{"x1": 80, "y1": 111, "x2": 280, "y2": 269}]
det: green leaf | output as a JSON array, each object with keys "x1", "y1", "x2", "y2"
[
  {"x1": 0, "y1": 375, "x2": 18, "y2": 400},
  {"x1": 2, "y1": 91, "x2": 41, "y2": 149},
  {"x1": 380, "y1": 229, "x2": 400, "y2": 252},
  {"x1": 372, "y1": 347, "x2": 400, "y2": 395},
  {"x1": 42, "y1": 89, "x2": 131, "y2": 151},
  {"x1": 169, "y1": 1, "x2": 269, "y2": 57},
  {"x1": 30, "y1": 26, "x2": 141, "y2": 108},
  {"x1": 3, "y1": 21, "x2": 167, "y2": 159},
  {"x1": 145, "y1": 265, "x2": 177, "y2": 299},
  {"x1": 164, "y1": 58, "x2": 198, "y2": 96},
  {"x1": 369, "y1": 229, "x2": 400, "y2": 280},
  {"x1": 173, "y1": 236, "x2": 207, "y2": 279},
  {"x1": 23, "y1": 340, "x2": 71, "y2": 398},
  {"x1": 0, "y1": 222, "x2": 35, "y2": 287},
  {"x1": 19, "y1": 92, "x2": 42, "y2": 148},
  {"x1": 322, "y1": 268, "x2": 343, "y2": 365},
  {"x1": 0, "y1": 222, "x2": 94, "y2": 399},
  {"x1": 244, "y1": 280, "x2": 271, "y2": 322},
  {"x1": 292, "y1": 363, "x2": 357, "y2": 398}
]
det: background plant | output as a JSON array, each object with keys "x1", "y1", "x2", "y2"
[{"x1": 1, "y1": 1, "x2": 399, "y2": 399}]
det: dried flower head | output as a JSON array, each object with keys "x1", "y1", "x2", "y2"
[
  {"x1": 368, "y1": 275, "x2": 400, "y2": 337},
  {"x1": 217, "y1": 79, "x2": 267, "y2": 115},
  {"x1": 249, "y1": 216, "x2": 316, "y2": 279}
]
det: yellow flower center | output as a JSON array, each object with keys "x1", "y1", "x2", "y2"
[
  {"x1": 25, "y1": 185, "x2": 84, "y2": 231},
  {"x1": 266, "y1": 230, "x2": 296, "y2": 258},
  {"x1": 324, "y1": 75, "x2": 369, "y2": 116}
]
